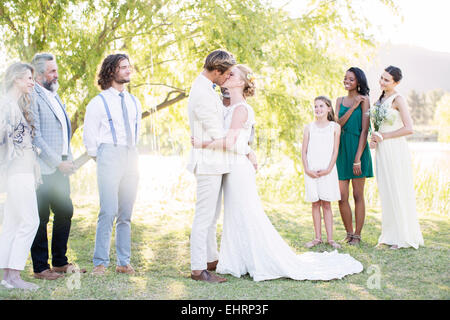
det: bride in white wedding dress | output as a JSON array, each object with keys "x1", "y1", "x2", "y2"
[{"x1": 192, "y1": 64, "x2": 363, "y2": 281}]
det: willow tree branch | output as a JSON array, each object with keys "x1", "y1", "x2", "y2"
[
  {"x1": 72, "y1": 91, "x2": 188, "y2": 168},
  {"x1": 0, "y1": 4, "x2": 18, "y2": 32},
  {"x1": 130, "y1": 83, "x2": 185, "y2": 92},
  {"x1": 141, "y1": 91, "x2": 187, "y2": 118}
]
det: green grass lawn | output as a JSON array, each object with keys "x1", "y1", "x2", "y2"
[{"x1": 0, "y1": 197, "x2": 448, "y2": 300}]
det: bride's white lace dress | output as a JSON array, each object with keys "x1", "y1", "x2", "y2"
[{"x1": 216, "y1": 102, "x2": 364, "y2": 281}]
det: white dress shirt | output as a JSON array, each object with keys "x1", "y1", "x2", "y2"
[
  {"x1": 83, "y1": 87, "x2": 142, "y2": 157},
  {"x1": 42, "y1": 86, "x2": 69, "y2": 156}
]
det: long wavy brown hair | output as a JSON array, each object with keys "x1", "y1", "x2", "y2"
[
  {"x1": 97, "y1": 53, "x2": 129, "y2": 90},
  {"x1": 2, "y1": 62, "x2": 36, "y2": 136}
]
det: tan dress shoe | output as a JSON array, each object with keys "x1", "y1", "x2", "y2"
[
  {"x1": 52, "y1": 263, "x2": 87, "y2": 274},
  {"x1": 91, "y1": 265, "x2": 107, "y2": 276},
  {"x1": 33, "y1": 269, "x2": 64, "y2": 280},
  {"x1": 207, "y1": 260, "x2": 219, "y2": 271},
  {"x1": 115, "y1": 264, "x2": 135, "y2": 275},
  {"x1": 191, "y1": 270, "x2": 227, "y2": 283}
]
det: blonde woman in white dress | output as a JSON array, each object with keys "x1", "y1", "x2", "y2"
[
  {"x1": 370, "y1": 66, "x2": 424, "y2": 250},
  {"x1": 302, "y1": 96, "x2": 341, "y2": 249},
  {"x1": 193, "y1": 65, "x2": 363, "y2": 281},
  {"x1": 0, "y1": 62, "x2": 41, "y2": 290}
]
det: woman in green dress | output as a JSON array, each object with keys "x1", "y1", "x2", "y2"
[{"x1": 335, "y1": 67, "x2": 373, "y2": 245}]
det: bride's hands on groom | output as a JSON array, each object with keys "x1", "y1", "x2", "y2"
[
  {"x1": 191, "y1": 136, "x2": 258, "y2": 171},
  {"x1": 247, "y1": 150, "x2": 258, "y2": 171},
  {"x1": 191, "y1": 136, "x2": 201, "y2": 148},
  {"x1": 191, "y1": 136, "x2": 212, "y2": 149}
]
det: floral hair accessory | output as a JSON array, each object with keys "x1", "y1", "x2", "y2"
[{"x1": 246, "y1": 73, "x2": 255, "y2": 82}]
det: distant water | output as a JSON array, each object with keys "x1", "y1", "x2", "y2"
[
  {"x1": 409, "y1": 142, "x2": 450, "y2": 174},
  {"x1": 368, "y1": 141, "x2": 450, "y2": 184}
]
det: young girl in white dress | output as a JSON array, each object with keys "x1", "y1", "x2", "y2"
[
  {"x1": 302, "y1": 96, "x2": 342, "y2": 249},
  {"x1": 370, "y1": 66, "x2": 424, "y2": 250},
  {"x1": 192, "y1": 65, "x2": 363, "y2": 282}
]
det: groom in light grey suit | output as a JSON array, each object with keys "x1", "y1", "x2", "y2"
[{"x1": 187, "y1": 50, "x2": 252, "y2": 283}]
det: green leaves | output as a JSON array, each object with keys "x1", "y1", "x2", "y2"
[{"x1": 0, "y1": 0, "x2": 396, "y2": 164}]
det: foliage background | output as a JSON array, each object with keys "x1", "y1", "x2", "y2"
[
  {"x1": 0, "y1": 0, "x2": 448, "y2": 301},
  {"x1": 0, "y1": 0, "x2": 447, "y2": 237},
  {"x1": 0, "y1": 0, "x2": 399, "y2": 164}
]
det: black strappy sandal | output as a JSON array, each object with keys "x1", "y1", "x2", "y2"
[
  {"x1": 349, "y1": 234, "x2": 361, "y2": 245},
  {"x1": 342, "y1": 232, "x2": 354, "y2": 243}
]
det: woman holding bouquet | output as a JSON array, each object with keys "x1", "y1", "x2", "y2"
[
  {"x1": 370, "y1": 66, "x2": 424, "y2": 250},
  {"x1": 335, "y1": 67, "x2": 373, "y2": 245}
]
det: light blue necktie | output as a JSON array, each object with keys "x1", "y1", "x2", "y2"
[{"x1": 119, "y1": 92, "x2": 133, "y2": 147}]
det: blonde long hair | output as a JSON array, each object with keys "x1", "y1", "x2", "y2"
[
  {"x1": 2, "y1": 62, "x2": 36, "y2": 136},
  {"x1": 235, "y1": 64, "x2": 256, "y2": 98}
]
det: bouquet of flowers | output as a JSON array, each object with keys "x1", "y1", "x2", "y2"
[
  {"x1": 368, "y1": 101, "x2": 396, "y2": 147},
  {"x1": 369, "y1": 101, "x2": 396, "y2": 132}
]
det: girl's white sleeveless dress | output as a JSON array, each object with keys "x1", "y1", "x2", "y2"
[
  {"x1": 216, "y1": 102, "x2": 363, "y2": 281},
  {"x1": 304, "y1": 121, "x2": 341, "y2": 202},
  {"x1": 375, "y1": 93, "x2": 424, "y2": 249}
]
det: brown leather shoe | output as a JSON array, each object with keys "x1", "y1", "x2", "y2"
[
  {"x1": 52, "y1": 263, "x2": 87, "y2": 274},
  {"x1": 91, "y1": 265, "x2": 107, "y2": 276},
  {"x1": 33, "y1": 269, "x2": 64, "y2": 280},
  {"x1": 191, "y1": 270, "x2": 227, "y2": 283},
  {"x1": 207, "y1": 260, "x2": 218, "y2": 271},
  {"x1": 115, "y1": 264, "x2": 135, "y2": 275}
]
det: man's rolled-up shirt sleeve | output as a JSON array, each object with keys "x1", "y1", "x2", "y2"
[{"x1": 83, "y1": 98, "x2": 101, "y2": 157}]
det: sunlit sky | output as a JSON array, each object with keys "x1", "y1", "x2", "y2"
[{"x1": 274, "y1": 0, "x2": 450, "y2": 54}]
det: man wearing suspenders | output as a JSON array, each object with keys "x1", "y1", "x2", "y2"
[{"x1": 83, "y1": 54, "x2": 142, "y2": 276}]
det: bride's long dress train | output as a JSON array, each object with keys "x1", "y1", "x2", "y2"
[{"x1": 216, "y1": 102, "x2": 364, "y2": 281}]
